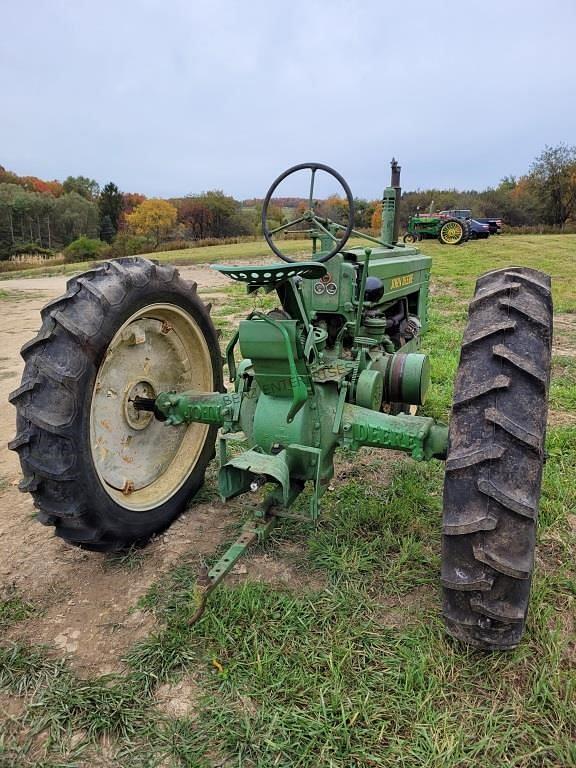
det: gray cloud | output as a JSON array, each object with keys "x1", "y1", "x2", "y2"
[{"x1": 1, "y1": 0, "x2": 574, "y2": 199}]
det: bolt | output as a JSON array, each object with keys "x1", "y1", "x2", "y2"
[{"x1": 122, "y1": 480, "x2": 135, "y2": 496}]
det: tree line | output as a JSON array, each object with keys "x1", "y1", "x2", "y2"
[
  {"x1": 1, "y1": 143, "x2": 575, "y2": 261},
  {"x1": 374, "y1": 145, "x2": 576, "y2": 231}
]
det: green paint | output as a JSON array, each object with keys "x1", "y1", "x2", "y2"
[{"x1": 150, "y1": 162, "x2": 453, "y2": 611}]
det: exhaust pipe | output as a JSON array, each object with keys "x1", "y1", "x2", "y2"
[{"x1": 380, "y1": 157, "x2": 402, "y2": 245}]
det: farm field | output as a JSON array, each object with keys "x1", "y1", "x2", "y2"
[{"x1": 0, "y1": 234, "x2": 575, "y2": 767}]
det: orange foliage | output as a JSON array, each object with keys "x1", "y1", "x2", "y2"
[
  {"x1": 20, "y1": 176, "x2": 63, "y2": 196},
  {"x1": 122, "y1": 192, "x2": 147, "y2": 214},
  {"x1": 371, "y1": 203, "x2": 382, "y2": 231},
  {"x1": 510, "y1": 176, "x2": 532, "y2": 202}
]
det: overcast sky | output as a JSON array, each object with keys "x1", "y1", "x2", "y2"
[{"x1": 1, "y1": 0, "x2": 575, "y2": 200}]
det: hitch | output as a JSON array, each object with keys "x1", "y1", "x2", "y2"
[{"x1": 154, "y1": 383, "x2": 448, "y2": 625}]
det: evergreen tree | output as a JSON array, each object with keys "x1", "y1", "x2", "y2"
[
  {"x1": 99, "y1": 182, "x2": 123, "y2": 237},
  {"x1": 100, "y1": 214, "x2": 115, "y2": 243}
]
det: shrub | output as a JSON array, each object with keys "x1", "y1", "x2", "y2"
[
  {"x1": 110, "y1": 233, "x2": 153, "y2": 257},
  {"x1": 10, "y1": 242, "x2": 55, "y2": 257},
  {"x1": 64, "y1": 236, "x2": 109, "y2": 263}
]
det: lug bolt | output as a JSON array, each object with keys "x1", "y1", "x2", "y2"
[{"x1": 122, "y1": 479, "x2": 135, "y2": 495}]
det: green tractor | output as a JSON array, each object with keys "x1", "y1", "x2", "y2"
[
  {"x1": 404, "y1": 207, "x2": 470, "y2": 245},
  {"x1": 10, "y1": 160, "x2": 552, "y2": 650}
]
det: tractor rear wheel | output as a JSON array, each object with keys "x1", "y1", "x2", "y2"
[
  {"x1": 441, "y1": 267, "x2": 552, "y2": 648},
  {"x1": 9, "y1": 257, "x2": 223, "y2": 551},
  {"x1": 439, "y1": 218, "x2": 467, "y2": 245}
]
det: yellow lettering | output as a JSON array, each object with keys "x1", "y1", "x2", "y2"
[{"x1": 390, "y1": 274, "x2": 414, "y2": 290}]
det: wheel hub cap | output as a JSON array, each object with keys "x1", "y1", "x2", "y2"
[{"x1": 90, "y1": 303, "x2": 213, "y2": 511}]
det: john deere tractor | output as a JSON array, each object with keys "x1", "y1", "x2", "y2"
[
  {"x1": 10, "y1": 161, "x2": 553, "y2": 649},
  {"x1": 404, "y1": 209, "x2": 470, "y2": 245}
]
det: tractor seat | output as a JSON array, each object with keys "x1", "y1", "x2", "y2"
[{"x1": 212, "y1": 261, "x2": 327, "y2": 287}]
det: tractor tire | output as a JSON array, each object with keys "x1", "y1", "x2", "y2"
[
  {"x1": 403, "y1": 233, "x2": 418, "y2": 244},
  {"x1": 9, "y1": 257, "x2": 223, "y2": 551},
  {"x1": 439, "y1": 218, "x2": 467, "y2": 245},
  {"x1": 441, "y1": 267, "x2": 552, "y2": 649}
]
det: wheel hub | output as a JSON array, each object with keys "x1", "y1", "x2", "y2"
[
  {"x1": 124, "y1": 380, "x2": 156, "y2": 430},
  {"x1": 442, "y1": 222, "x2": 462, "y2": 243},
  {"x1": 90, "y1": 304, "x2": 213, "y2": 510}
]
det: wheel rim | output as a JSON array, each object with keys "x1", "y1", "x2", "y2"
[
  {"x1": 441, "y1": 222, "x2": 463, "y2": 244},
  {"x1": 90, "y1": 303, "x2": 213, "y2": 511}
]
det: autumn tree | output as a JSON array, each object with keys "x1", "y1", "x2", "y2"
[
  {"x1": 176, "y1": 191, "x2": 252, "y2": 239},
  {"x1": 0, "y1": 166, "x2": 22, "y2": 186},
  {"x1": 177, "y1": 198, "x2": 214, "y2": 239},
  {"x1": 317, "y1": 194, "x2": 348, "y2": 224},
  {"x1": 119, "y1": 192, "x2": 147, "y2": 230},
  {"x1": 20, "y1": 176, "x2": 63, "y2": 196},
  {"x1": 528, "y1": 144, "x2": 576, "y2": 226},
  {"x1": 122, "y1": 192, "x2": 146, "y2": 214},
  {"x1": 371, "y1": 202, "x2": 382, "y2": 232},
  {"x1": 352, "y1": 198, "x2": 375, "y2": 229},
  {"x1": 99, "y1": 182, "x2": 123, "y2": 241},
  {"x1": 126, "y1": 199, "x2": 177, "y2": 246}
]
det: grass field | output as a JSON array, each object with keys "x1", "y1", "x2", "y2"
[{"x1": 1, "y1": 235, "x2": 575, "y2": 767}]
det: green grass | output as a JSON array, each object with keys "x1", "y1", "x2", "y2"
[
  {"x1": 0, "y1": 593, "x2": 35, "y2": 629},
  {"x1": 1, "y1": 234, "x2": 575, "y2": 767},
  {"x1": 551, "y1": 356, "x2": 576, "y2": 412}
]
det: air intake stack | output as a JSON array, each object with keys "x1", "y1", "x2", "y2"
[{"x1": 380, "y1": 158, "x2": 402, "y2": 245}]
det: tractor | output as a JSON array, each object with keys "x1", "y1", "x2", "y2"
[
  {"x1": 9, "y1": 161, "x2": 553, "y2": 650},
  {"x1": 403, "y1": 208, "x2": 470, "y2": 245}
]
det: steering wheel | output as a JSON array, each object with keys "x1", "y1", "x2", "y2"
[{"x1": 262, "y1": 162, "x2": 355, "y2": 263}]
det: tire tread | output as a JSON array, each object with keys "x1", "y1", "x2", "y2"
[
  {"x1": 442, "y1": 266, "x2": 552, "y2": 649},
  {"x1": 9, "y1": 257, "x2": 222, "y2": 551}
]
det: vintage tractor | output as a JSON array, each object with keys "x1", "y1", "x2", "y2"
[
  {"x1": 9, "y1": 161, "x2": 553, "y2": 650},
  {"x1": 404, "y1": 209, "x2": 470, "y2": 245}
]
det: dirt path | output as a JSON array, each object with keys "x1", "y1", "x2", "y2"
[{"x1": 0, "y1": 265, "x2": 240, "y2": 674}]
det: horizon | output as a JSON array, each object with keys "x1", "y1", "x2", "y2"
[{"x1": 0, "y1": 157, "x2": 531, "y2": 202}]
